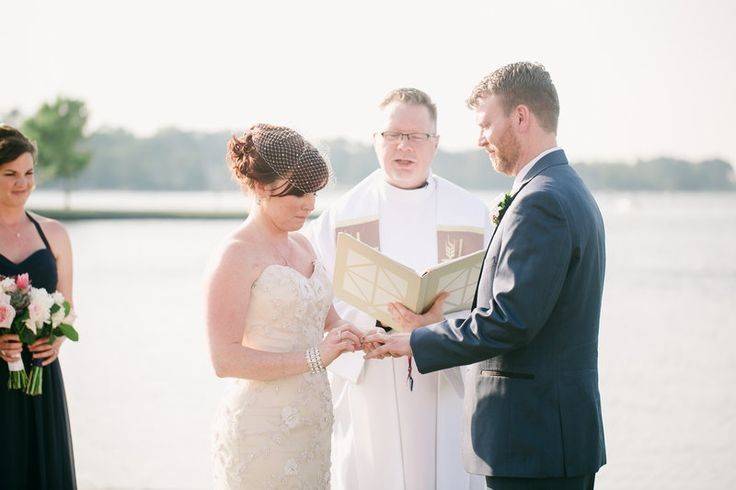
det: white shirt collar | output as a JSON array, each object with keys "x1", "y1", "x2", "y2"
[
  {"x1": 512, "y1": 147, "x2": 562, "y2": 193},
  {"x1": 378, "y1": 170, "x2": 435, "y2": 195}
]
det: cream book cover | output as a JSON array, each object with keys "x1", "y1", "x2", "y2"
[{"x1": 333, "y1": 233, "x2": 485, "y2": 331}]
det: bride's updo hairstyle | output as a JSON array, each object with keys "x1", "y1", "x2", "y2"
[
  {"x1": 0, "y1": 125, "x2": 36, "y2": 165},
  {"x1": 227, "y1": 124, "x2": 332, "y2": 197}
]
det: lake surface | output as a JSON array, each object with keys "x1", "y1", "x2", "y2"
[{"x1": 29, "y1": 190, "x2": 736, "y2": 489}]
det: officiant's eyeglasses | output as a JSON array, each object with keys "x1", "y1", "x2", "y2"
[{"x1": 377, "y1": 131, "x2": 436, "y2": 143}]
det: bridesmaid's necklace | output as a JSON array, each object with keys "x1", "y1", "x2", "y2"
[{"x1": 0, "y1": 218, "x2": 25, "y2": 239}]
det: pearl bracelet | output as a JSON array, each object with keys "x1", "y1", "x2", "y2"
[{"x1": 305, "y1": 346, "x2": 325, "y2": 373}]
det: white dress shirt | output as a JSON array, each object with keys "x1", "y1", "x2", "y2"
[{"x1": 512, "y1": 146, "x2": 562, "y2": 193}]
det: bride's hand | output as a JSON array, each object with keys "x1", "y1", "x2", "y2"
[{"x1": 319, "y1": 324, "x2": 363, "y2": 366}]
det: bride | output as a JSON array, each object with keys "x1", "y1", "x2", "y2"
[{"x1": 206, "y1": 124, "x2": 363, "y2": 489}]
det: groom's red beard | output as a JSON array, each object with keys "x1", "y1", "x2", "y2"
[{"x1": 488, "y1": 125, "x2": 521, "y2": 176}]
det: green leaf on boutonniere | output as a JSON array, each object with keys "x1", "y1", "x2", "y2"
[{"x1": 491, "y1": 192, "x2": 514, "y2": 226}]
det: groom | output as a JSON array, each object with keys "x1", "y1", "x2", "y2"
[{"x1": 365, "y1": 62, "x2": 607, "y2": 489}]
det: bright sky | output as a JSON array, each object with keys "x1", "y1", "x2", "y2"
[{"x1": 3, "y1": 0, "x2": 735, "y2": 164}]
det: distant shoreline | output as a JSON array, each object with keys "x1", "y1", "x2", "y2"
[{"x1": 30, "y1": 187, "x2": 736, "y2": 221}]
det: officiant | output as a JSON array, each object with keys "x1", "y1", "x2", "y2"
[{"x1": 304, "y1": 88, "x2": 489, "y2": 490}]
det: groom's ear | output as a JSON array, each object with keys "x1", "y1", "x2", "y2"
[{"x1": 514, "y1": 104, "x2": 532, "y2": 133}]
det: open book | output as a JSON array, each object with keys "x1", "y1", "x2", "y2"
[{"x1": 333, "y1": 233, "x2": 485, "y2": 331}]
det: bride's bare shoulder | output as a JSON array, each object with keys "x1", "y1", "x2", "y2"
[{"x1": 208, "y1": 229, "x2": 269, "y2": 280}]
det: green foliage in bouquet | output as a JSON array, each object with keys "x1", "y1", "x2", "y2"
[{"x1": 22, "y1": 300, "x2": 78, "y2": 396}]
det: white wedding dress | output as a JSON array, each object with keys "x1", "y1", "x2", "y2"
[{"x1": 212, "y1": 261, "x2": 334, "y2": 489}]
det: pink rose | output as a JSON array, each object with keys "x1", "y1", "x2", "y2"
[
  {"x1": 15, "y1": 273, "x2": 30, "y2": 291},
  {"x1": 0, "y1": 305, "x2": 15, "y2": 329},
  {"x1": 0, "y1": 294, "x2": 15, "y2": 329}
]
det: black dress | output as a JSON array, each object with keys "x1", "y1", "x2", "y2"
[{"x1": 0, "y1": 214, "x2": 76, "y2": 490}]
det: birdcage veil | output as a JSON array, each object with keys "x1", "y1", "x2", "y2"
[{"x1": 249, "y1": 124, "x2": 334, "y2": 194}]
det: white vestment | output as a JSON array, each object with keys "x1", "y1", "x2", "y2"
[{"x1": 304, "y1": 170, "x2": 490, "y2": 490}]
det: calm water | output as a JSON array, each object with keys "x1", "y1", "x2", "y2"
[{"x1": 40, "y1": 191, "x2": 736, "y2": 489}]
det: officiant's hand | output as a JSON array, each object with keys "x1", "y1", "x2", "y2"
[
  {"x1": 362, "y1": 332, "x2": 412, "y2": 360},
  {"x1": 389, "y1": 291, "x2": 449, "y2": 331}
]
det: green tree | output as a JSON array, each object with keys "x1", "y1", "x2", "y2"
[{"x1": 22, "y1": 97, "x2": 91, "y2": 209}]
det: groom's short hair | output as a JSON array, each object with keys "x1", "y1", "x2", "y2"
[
  {"x1": 379, "y1": 88, "x2": 437, "y2": 125},
  {"x1": 467, "y1": 62, "x2": 559, "y2": 133}
]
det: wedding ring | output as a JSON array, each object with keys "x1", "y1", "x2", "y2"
[{"x1": 338, "y1": 330, "x2": 344, "y2": 341}]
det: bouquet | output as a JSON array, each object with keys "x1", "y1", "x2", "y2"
[{"x1": 0, "y1": 273, "x2": 78, "y2": 396}]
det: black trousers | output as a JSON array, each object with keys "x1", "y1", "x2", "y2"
[{"x1": 486, "y1": 473, "x2": 595, "y2": 490}]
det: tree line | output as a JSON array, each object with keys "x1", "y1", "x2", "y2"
[{"x1": 4, "y1": 97, "x2": 734, "y2": 194}]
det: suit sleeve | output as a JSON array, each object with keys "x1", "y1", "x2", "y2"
[{"x1": 411, "y1": 190, "x2": 572, "y2": 374}]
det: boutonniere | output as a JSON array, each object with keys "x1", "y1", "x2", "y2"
[{"x1": 490, "y1": 192, "x2": 514, "y2": 226}]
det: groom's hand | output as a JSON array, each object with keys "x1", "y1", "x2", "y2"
[
  {"x1": 362, "y1": 332, "x2": 412, "y2": 360},
  {"x1": 360, "y1": 327, "x2": 385, "y2": 355},
  {"x1": 389, "y1": 291, "x2": 449, "y2": 331}
]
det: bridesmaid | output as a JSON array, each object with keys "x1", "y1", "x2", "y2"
[{"x1": 0, "y1": 125, "x2": 76, "y2": 489}]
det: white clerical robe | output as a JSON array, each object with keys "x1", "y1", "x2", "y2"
[{"x1": 304, "y1": 170, "x2": 490, "y2": 490}]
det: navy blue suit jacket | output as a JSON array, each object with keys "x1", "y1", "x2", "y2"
[{"x1": 411, "y1": 149, "x2": 606, "y2": 478}]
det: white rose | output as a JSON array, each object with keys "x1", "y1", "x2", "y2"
[
  {"x1": 52, "y1": 291, "x2": 65, "y2": 305},
  {"x1": 0, "y1": 277, "x2": 16, "y2": 293},
  {"x1": 51, "y1": 308, "x2": 66, "y2": 328},
  {"x1": 26, "y1": 287, "x2": 55, "y2": 332}
]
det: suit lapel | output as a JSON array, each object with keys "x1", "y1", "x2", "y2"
[{"x1": 470, "y1": 150, "x2": 569, "y2": 309}]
